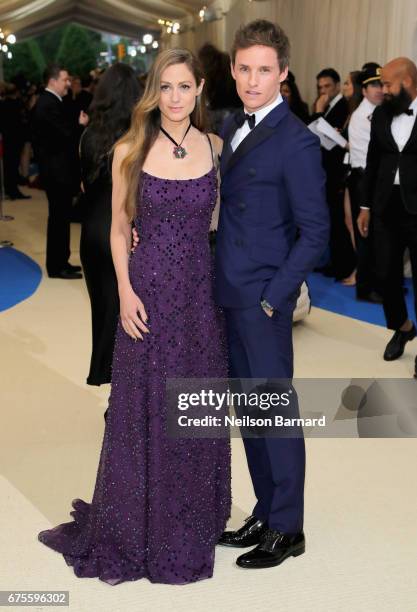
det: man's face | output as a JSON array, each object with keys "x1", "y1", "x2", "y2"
[
  {"x1": 231, "y1": 45, "x2": 287, "y2": 113},
  {"x1": 381, "y1": 67, "x2": 412, "y2": 116},
  {"x1": 380, "y1": 67, "x2": 402, "y2": 98},
  {"x1": 281, "y1": 82, "x2": 291, "y2": 101},
  {"x1": 363, "y1": 82, "x2": 384, "y2": 106},
  {"x1": 51, "y1": 70, "x2": 71, "y2": 97},
  {"x1": 317, "y1": 76, "x2": 339, "y2": 99},
  {"x1": 71, "y1": 77, "x2": 82, "y2": 96}
]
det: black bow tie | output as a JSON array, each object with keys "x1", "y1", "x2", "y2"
[
  {"x1": 244, "y1": 113, "x2": 256, "y2": 129},
  {"x1": 235, "y1": 109, "x2": 256, "y2": 129},
  {"x1": 405, "y1": 108, "x2": 414, "y2": 116}
]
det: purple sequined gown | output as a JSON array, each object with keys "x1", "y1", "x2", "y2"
[{"x1": 38, "y1": 163, "x2": 231, "y2": 585}]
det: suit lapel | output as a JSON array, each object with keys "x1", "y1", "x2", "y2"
[
  {"x1": 220, "y1": 114, "x2": 240, "y2": 177},
  {"x1": 44, "y1": 90, "x2": 61, "y2": 105},
  {"x1": 223, "y1": 99, "x2": 289, "y2": 176},
  {"x1": 403, "y1": 114, "x2": 417, "y2": 151},
  {"x1": 384, "y1": 111, "x2": 399, "y2": 151}
]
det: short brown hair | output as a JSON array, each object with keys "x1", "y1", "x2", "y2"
[
  {"x1": 231, "y1": 19, "x2": 290, "y2": 72},
  {"x1": 43, "y1": 63, "x2": 66, "y2": 85}
]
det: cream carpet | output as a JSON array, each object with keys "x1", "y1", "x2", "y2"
[{"x1": 0, "y1": 190, "x2": 416, "y2": 612}]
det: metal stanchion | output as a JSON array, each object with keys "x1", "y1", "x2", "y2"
[{"x1": 0, "y1": 132, "x2": 14, "y2": 248}]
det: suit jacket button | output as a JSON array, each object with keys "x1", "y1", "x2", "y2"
[
  {"x1": 234, "y1": 238, "x2": 243, "y2": 247},
  {"x1": 238, "y1": 202, "x2": 246, "y2": 210},
  {"x1": 248, "y1": 168, "x2": 256, "y2": 176}
]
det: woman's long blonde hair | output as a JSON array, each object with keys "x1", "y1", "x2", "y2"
[{"x1": 115, "y1": 48, "x2": 208, "y2": 220}]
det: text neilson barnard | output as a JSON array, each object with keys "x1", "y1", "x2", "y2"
[{"x1": 177, "y1": 415, "x2": 326, "y2": 427}]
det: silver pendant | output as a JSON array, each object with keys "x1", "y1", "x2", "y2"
[{"x1": 173, "y1": 145, "x2": 187, "y2": 159}]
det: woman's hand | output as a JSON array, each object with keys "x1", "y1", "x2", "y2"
[
  {"x1": 131, "y1": 227, "x2": 140, "y2": 252},
  {"x1": 119, "y1": 286, "x2": 149, "y2": 340}
]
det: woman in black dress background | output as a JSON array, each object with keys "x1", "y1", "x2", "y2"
[{"x1": 80, "y1": 63, "x2": 142, "y2": 385}]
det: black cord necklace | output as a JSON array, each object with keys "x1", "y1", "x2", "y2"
[{"x1": 160, "y1": 122, "x2": 192, "y2": 159}]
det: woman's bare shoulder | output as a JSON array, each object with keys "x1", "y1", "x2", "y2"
[
  {"x1": 208, "y1": 132, "x2": 223, "y2": 155},
  {"x1": 113, "y1": 141, "x2": 131, "y2": 161}
]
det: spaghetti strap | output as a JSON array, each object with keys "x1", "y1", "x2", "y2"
[{"x1": 206, "y1": 133, "x2": 215, "y2": 169}]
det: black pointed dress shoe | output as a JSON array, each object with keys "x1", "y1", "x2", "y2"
[
  {"x1": 218, "y1": 515, "x2": 269, "y2": 548},
  {"x1": 48, "y1": 269, "x2": 83, "y2": 280},
  {"x1": 9, "y1": 191, "x2": 32, "y2": 200},
  {"x1": 236, "y1": 528, "x2": 305, "y2": 569},
  {"x1": 383, "y1": 324, "x2": 416, "y2": 361},
  {"x1": 65, "y1": 263, "x2": 82, "y2": 272}
]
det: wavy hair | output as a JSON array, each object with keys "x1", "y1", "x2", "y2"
[
  {"x1": 114, "y1": 48, "x2": 207, "y2": 221},
  {"x1": 83, "y1": 62, "x2": 142, "y2": 183}
]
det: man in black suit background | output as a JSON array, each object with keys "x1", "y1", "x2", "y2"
[
  {"x1": 312, "y1": 68, "x2": 355, "y2": 280},
  {"x1": 33, "y1": 64, "x2": 82, "y2": 279},
  {"x1": 76, "y1": 75, "x2": 95, "y2": 114},
  {"x1": 358, "y1": 58, "x2": 417, "y2": 370}
]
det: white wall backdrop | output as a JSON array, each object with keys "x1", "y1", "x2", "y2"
[{"x1": 163, "y1": 0, "x2": 417, "y2": 105}]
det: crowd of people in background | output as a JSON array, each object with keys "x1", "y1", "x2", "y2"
[
  {"x1": 1, "y1": 44, "x2": 416, "y2": 379},
  {"x1": 0, "y1": 52, "x2": 387, "y2": 299},
  {"x1": 0, "y1": 71, "x2": 98, "y2": 199}
]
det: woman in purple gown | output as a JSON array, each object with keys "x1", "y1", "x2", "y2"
[{"x1": 38, "y1": 49, "x2": 231, "y2": 585}]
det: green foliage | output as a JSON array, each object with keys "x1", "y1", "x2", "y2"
[
  {"x1": 37, "y1": 26, "x2": 67, "y2": 61},
  {"x1": 55, "y1": 24, "x2": 98, "y2": 77},
  {"x1": 3, "y1": 38, "x2": 46, "y2": 83},
  {"x1": 3, "y1": 23, "x2": 108, "y2": 83}
]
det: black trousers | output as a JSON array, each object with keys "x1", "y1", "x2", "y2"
[
  {"x1": 3, "y1": 140, "x2": 22, "y2": 197},
  {"x1": 323, "y1": 154, "x2": 356, "y2": 279},
  {"x1": 373, "y1": 186, "x2": 417, "y2": 330},
  {"x1": 347, "y1": 168, "x2": 377, "y2": 296},
  {"x1": 44, "y1": 179, "x2": 73, "y2": 275}
]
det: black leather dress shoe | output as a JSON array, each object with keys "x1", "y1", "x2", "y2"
[
  {"x1": 8, "y1": 191, "x2": 32, "y2": 200},
  {"x1": 65, "y1": 263, "x2": 82, "y2": 272},
  {"x1": 236, "y1": 528, "x2": 305, "y2": 569},
  {"x1": 356, "y1": 290, "x2": 383, "y2": 304},
  {"x1": 383, "y1": 324, "x2": 416, "y2": 361},
  {"x1": 217, "y1": 515, "x2": 268, "y2": 548},
  {"x1": 49, "y1": 269, "x2": 83, "y2": 280}
]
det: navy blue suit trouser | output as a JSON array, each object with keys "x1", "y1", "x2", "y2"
[{"x1": 225, "y1": 304, "x2": 305, "y2": 534}]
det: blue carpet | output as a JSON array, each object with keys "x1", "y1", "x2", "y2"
[
  {"x1": 308, "y1": 272, "x2": 414, "y2": 327},
  {"x1": 0, "y1": 247, "x2": 42, "y2": 312}
]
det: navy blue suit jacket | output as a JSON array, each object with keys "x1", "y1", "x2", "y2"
[{"x1": 214, "y1": 98, "x2": 329, "y2": 312}]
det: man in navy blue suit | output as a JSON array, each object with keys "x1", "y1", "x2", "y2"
[{"x1": 216, "y1": 20, "x2": 329, "y2": 569}]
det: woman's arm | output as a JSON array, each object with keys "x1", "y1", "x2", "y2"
[
  {"x1": 208, "y1": 133, "x2": 223, "y2": 232},
  {"x1": 111, "y1": 143, "x2": 132, "y2": 289},
  {"x1": 111, "y1": 143, "x2": 149, "y2": 340}
]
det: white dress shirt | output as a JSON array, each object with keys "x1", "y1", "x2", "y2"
[
  {"x1": 45, "y1": 87, "x2": 63, "y2": 102},
  {"x1": 348, "y1": 97, "x2": 376, "y2": 169},
  {"x1": 231, "y1": 93, "x2": 283, "y2": 151},
  {"x1": 324, "y1": 92, "x2": 343, "y2": 117},
  {"x1": 391, "y1": 94, "x2": 417, "y2": 184}
]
